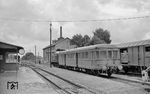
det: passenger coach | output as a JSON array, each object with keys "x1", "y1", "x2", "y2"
[
  {"x1": 117, "y1": 39, "x2": 150, "y2": 73},
  {"x1": 57, "y1": 44, "x2": 122, "y2": 77}
]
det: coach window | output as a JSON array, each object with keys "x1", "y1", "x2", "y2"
[
  {"x1": 78, "y1": 53, "x2": 81, "y2": 58},
  {"x1": 108, "y1": 51, "x2": 112, "y2": 59},
  {"x1": 96, "y1": 51, "x2": 99, "y2": 59},
  {"x1": 100, "y1": 51, "x2": 107, "y2": 59},
  {"x1": 145, "y1": 46, "x2": 150, "y2": 52},
  {"x1": 113, "y1": 50, "x2": 118, "y2": 59},
  {"x1": 84, "y1": 52, "x2": 88, "y2": 58}
]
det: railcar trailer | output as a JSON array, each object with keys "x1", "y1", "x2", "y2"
[
  {"x1": 57, "y1": 44, "x2": 122, "y2": 77},
  {"x1": 117, "y1": 39, "x2": 150, "y2": 73}
]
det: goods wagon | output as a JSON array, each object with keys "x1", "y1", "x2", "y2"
[
  {"x1": 117, "y1": 39, "x2": 150, "y2": 73},
  {"x1": 57, "y1": 44, "x2": 122, "y2": 77}
]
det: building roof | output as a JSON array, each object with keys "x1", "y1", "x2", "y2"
[
  {"x1": 43, "y1": 37, "x2": 71, "y2": 50},
  {"x1": 116, "y1": 39, "x2": 150, "y2": 48},
  {"x1": 0, "y1": 41, "x2": 23, "y2": 50},
  {"x1": 57, "y1": 44, "x2": 117, "y2": 53}
]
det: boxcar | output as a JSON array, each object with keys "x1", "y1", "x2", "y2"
[
  {"x1": 57, "y1": 44, "x2": 122, "y2": 77},
  {"x1": 117, "y1": 39, "x2": 150, "y2": 73}
]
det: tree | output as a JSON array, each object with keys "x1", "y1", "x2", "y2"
[
  {"x1": 90, "y1": 35, "x2": 105, "y2": 45},
  {"x1": 82, "y1": 35, "x2": 91, "y2": 46},
  {"x1": 71, "y1": 34, "x2": 84, "y2": 47},
  {"x1": 22, "y1": 52, "x2": 35, "y2": 60},
  {"x1": 93, "y1": 28, "x2": 111, "y2": 44}
]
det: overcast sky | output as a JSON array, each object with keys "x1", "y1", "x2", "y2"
[{"x1": 0, "y1": 0, "x2": 150, "y2": 56}]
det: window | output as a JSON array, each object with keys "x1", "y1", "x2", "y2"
[
  {"x1": 85, "y1": 52, "x2": 88, "y2": 58},
  {"x1": 145, "y1": 46, "x2": 150, "y2": 52},
  {"x1": 96, "y1": 51, "x2": 99, "y2": 58},
  {"x1": 78, "y1": 53, "x2": 82, "y2": 58},
  {"x1": 6, "y1": 53, "x2": 18, "y2": 63},
  {"x1": 100, "y1": 51, "x2": 107, "y2": 58},
  {"x1": 113, "y1": 50, "x2": 118, "y2": 59},
  {"x1": 82, "y1": 52, "x2": 85, "y2": 58},
  {"x1": 108, "y1": 51, "x2": 112, "y2": 59}
]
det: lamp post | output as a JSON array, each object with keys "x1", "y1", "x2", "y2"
[{"x1": 50, "y1": 22, "x2": 52, "y2": 68}]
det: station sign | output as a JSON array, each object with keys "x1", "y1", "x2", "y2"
[{"x1": 19, "y1": 49, "x2": 25, "y2": 55}]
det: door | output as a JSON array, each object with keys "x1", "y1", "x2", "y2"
[
  {"x1": 64, "y1": 54, "x2": 66, "y2": 67},
  {"x1": 76, "y1": 53, "x2": 78, "y2": 67},
  {"x1": 133, "y1": 47, "x2": 139, "y2": 66}
]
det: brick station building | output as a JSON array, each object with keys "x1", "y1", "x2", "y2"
[
  {"x1": 0, "y1": 41, "x2": 24, "y2": 72},
  {"x1": 43, "y1": 26, "x2": 77, "y2": 63}
]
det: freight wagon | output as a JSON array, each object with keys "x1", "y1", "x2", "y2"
[
  {"x1": 117, "y1": 39, "x2": 150, "y2": 73},
  {"x1": 57, "y1": 44, "x2": 122, "y2": 77}
]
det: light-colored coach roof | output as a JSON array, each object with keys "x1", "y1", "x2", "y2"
[
  {"x1": 57, "y1": 44, "x2": 117, "y2": 54},
  {"x1": 116, "y1": 39, "x2": 150, "y2": 48}
]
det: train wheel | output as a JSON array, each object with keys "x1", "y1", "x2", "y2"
[{"x1": 123, "y1": 67, "x2": 128, "y2": 74}]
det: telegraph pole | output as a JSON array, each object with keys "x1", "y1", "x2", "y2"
[{"x1": 50, "y1": 22, "x2": 52, "y2": 68}]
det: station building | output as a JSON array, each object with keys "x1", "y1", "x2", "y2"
[
  {"x1": 43, "y1": 26, "x2": 77, "y2": 63},
  {"x1": 0, "y1": 41, "x2": 24, "y2": 72}
]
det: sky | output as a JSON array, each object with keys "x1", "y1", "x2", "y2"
[{"x1": 0, "y1": 0, "x2": 150, "y2": 56}]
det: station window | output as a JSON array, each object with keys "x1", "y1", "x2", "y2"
[
  {"x1": 6, "y1": 53, "x2": 18, "y2": 63},
  {"x1": 145, "y1": 46, "x2": 150, "y2": 52}
]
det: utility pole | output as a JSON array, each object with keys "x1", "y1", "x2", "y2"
[
  {"x1": 35, "y1": 45, "x2": 36, "y2": 64},
  {"x1": 50, "y1": 22, "x2": 52, "y2": 68}
]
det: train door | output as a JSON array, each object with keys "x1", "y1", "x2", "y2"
[
  {"x1": 145, "y1": 46, "x2": 150, "y2": 67},
  {"x1": 64, "y1": 54, "x2": 66, "y2": 67},
  {"x1": 132, "y1": 47, "x2": 139, "y2": 66},
  {"x1": 120, "y1": 48, "x2": 128, "y2": 64},
  {"x1": 139, "y1": 46, "x2": 144, "y2": 67},
  {"x1": 76, "y1": 53, "x2": 78, "y2": 68},
  {"x1": 128, "y1": 47, "x2": 139, "y2": 66}
]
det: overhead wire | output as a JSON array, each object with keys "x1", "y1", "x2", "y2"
[{"x1": 0, "y1": 15, "x2": 150, "y2": 23}]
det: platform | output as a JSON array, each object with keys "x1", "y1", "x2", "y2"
[{"x1": 0, "y1": 67, "x2": 58, "y2": 94}]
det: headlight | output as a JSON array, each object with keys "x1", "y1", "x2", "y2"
[{"x1": 118, "y1": 65, "x2": 123, "y2": 70}]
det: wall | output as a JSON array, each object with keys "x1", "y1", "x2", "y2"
[
  {"x1": 55, "y1": 39, "x2": 76, "y2": 50},
  {"x1": 43, "y1": 38, "x2": 76, "y2": 63}
]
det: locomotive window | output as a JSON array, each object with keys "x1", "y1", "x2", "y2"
[
  {"x1": 70, "y1": 54, "x2": 73, "y2": 58},
  {"x1": 96, "y1": 51, "x2": 99, "y2": 58},
  {"x1": 113, "y1": 51, "x2": 118, "y2": 59},
  {"x1": 108, "y1": 51, "x2": 112, "y2": 59},
  {"x1": 145, "y1": 46, "x2": 150, "y2": 52},
  {"x1": 82, "y1": 52, "x2": 85, "y2": 58},
  {"x1": 100, "y1": 51, "x2": 107, "y2": 58},
  {"x1": 85, "y1": 52, "x2": 88, "y2": 58},
  {"x1": 78, "y1": 53, "x2": 81, "y2": 58}
]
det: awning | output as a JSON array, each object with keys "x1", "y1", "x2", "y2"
[{"x1": 0, "y1": 41, "x2": 23, "y2": 50}]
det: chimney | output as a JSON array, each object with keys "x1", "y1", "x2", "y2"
[{"x1": 60, "y1": 26, "x2": 62, "y2": 38}]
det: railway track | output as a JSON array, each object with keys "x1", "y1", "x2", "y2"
[
  {"x1": 23, "y1": 64, "x2": 150, "y2": 93},
  {"x1": 29, "y1": 65, "x2": 104, "y2": 94}
]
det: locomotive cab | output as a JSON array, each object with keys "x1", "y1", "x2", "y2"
[{"x1": 142, "y1": 66, "x2": 150, "y2": 82}]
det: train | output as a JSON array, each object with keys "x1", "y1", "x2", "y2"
[
  {"x1": 117, "y1": 39, "x2": 150, "y2": 73},
  {"x1": 56, "y1": 44, "x2": 122, "y2": 77},
  {"x1": 50, "y1": 39, "x2": 150, "y2": 75}
]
